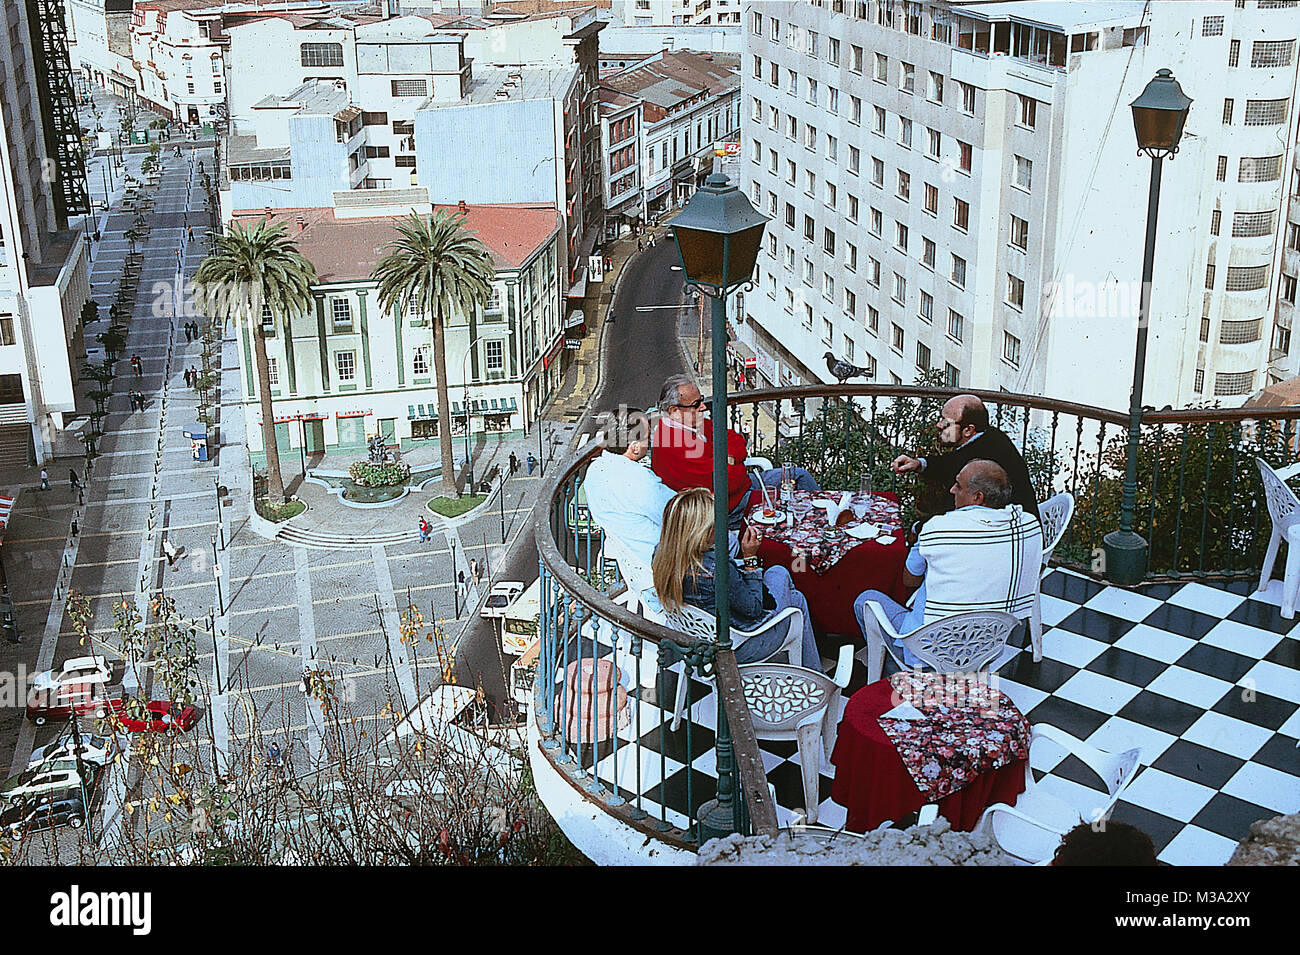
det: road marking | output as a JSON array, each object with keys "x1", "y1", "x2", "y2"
[
  {"x1": 371, "y1": 543, "x2": 418, "y2": 711},
  {"x1": 294, "y1": 547, "x2": 323, "y2": 765}
]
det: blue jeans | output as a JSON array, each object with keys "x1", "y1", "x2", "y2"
[
  {"x1": 733, "y1": 566, "x2": 821, "y2": 669},
  {"x1": 854, "y1": 584, "x2": 927, "y2": 668},
  {"x1": 726, "y1": 466, "x2": 822, "y2": 528}
]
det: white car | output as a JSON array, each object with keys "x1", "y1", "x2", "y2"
[
  {"x1": 30, "y1": 656, "x2": 112, "y2": 693},
  {"x1": 480, "y1": 581, "x2": 524, "y2": 620},
  {"x1": 27, "y1": 734, "x2": 114, "y2": 770},
  {"x1": 0, "y1": 763, "x2": 90, "y2": 808}
]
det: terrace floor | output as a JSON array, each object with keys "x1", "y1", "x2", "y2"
[{"x1": 581, "y1": 569, "x2": 1300, "y2": 865}]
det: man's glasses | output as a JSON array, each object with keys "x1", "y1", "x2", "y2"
[
  {"x1": 677, "y1": 397, "x2": 706, "y2": 410},
  {"x1": 937, "y1": 417, "x2": 961, "y2": 429}
]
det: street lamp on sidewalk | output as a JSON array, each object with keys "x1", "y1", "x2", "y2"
[
  {"x1": 670, "y1": 171, "x2": 767, "y2": 842},
  {"x1": 1103, "y1": 69, "x2": 1192, "y2": 586},
  {"x1": 459, "y1": 334, "x2": 492, "y2": 495}
]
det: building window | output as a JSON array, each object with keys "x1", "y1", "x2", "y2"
[
  {"x1": 1003, "y1": 332, "x2": 1021, "y2": 367},
  {"x1": 928, "y1": 71, "x2": 943, "y2": 102},
  {"x1": 486, "y1": 340, "x2": 504, "y2": 372},
  {"x1": 1010, "y1": 215, "x2": 1029, "y2": 250},
  {"x1": 1251, "y1": 40, "x2": 1295, "y2": 68},
  {"x1": 922, "y1": 237, "x2": 935, "y2": 269},
  {"x1": 822, "y1": 318, "x2": 834, "y2": 346},
  {"x1": 1007, "y1": 274, "x2": 1025, "y2": 309},
  {"x1": 1223, "y1": 98, "x2": 1234, "y2": 124},
  {"x1": 823, "y1": 228, "x2": 836, "y2": 255},
  {"x1": 845, "y1": 241, "x2": 857, "y2": 271},
  {"x1": 1194, "y1": 369, "x2": 1205, "y2": 394},
  {"x1": 924, "y1": 183, "x2": 938, "y2": 215},
  {"x1": 336, "y1": 350, "x2": 357, "y2": 382},
  {"x1": 1014, "y1": 155, "x2": 1032, "y2": 190},
  {"x1": 1202, "y1": 15, "x2": 1224, "y2": 36},
  {"x1": 361, "y1": 111, "x2": 388, "y2": 126},
  {"x1": 1233, "y1": 210, "x2": 1276, "y2": 237},
  {"x1": 868, "y1": 257, "x2": 881, "y2": 287},
  {"x1": 0, "y1": 314, "x2": 13, "y2": 346},
  {"x1": 875, "y1": 52, "x2": 888, "y2": 81},
  {"x1": 868, "y1": 306, "x2": 879, "y2": 334},
  {"x1": 1226, "y1": 265, "x2": 1271, "y2": 291},
  {"x1": 1229, "y1": 40, "x2": 1240, "y2": 67},
  {"x1": 1211, "y1": 210, "x2": 1222, "y2": 235},
  {"x1": 897, "y1": 170, "x2": 910, "y2": 200},
  {"x1": 893, "y1": 272, "x2": 907, "y2": 305},
  {"x1": 849, "y1": 146, "x2": 861, "y2": 174},
  {"x1": 953, "y1": 198, "x2": 969, "y2": 231},
  {"x1": 927, "y1": 128, "x2": 941, "y2": 158},
  {"x1": 1214, "y1": 370, "x2": 1255, "y2": 396},
  {"x1": 958, "y1": 141, "x2": 972, "y2": 172},
  {"x1": 895, "y1": 221, "x2": 909, "y2": 251},
  {"x1": 1018, "y1": 95, "x2": 1037, "y2": 128},
  {"x1": 1206, "y1": 263, "x2": 1217, "y2": 289},
  {"x1": 1244, "y1": 99, "x2": 1290, "y2": 125},
  {"x1": 413, "y1": 344, "x2": 430, "y2": 376},
  {"x1": 845, "y1": 288, "x2": 857, "y2": 317},
  {"x1": 1239, "y1": 154, "x2": 1284, "y2": 181},
  {"x1": 891, "y1": 323, "x2": 905, "y2": 353},
  {"x1": 944, "y1": 362, "x2": 961, "y2": 388},
  {"x1": 1283, "y1": 273, "x2": 1298, "y2": 304},
  {"x1": 300, "y1": 42, "x2": 344, "y2": 68},
  {"x1": 898, "y1": 117, "x2": 913, "y2": 148},
  {"x1": 959, "y1": 82, "x2": 975, "y2": 114},
  {"x1": 870, "y1": 208, "x2": 882, "y2": 237},
  {"x1": 871, "y1": 157, "x2": 884, "y2": 186},
  {"x1": 951, "y1": 255, "x2": 967, "y2": 288},
  {"x1": 919, "y1": 290, "x2": 933, "y2": 321},
  {"x1": 916, "y1": 341, "x2": 931, "y2": 370},
  {"x1": 829, "y1": 37, "x2": 840, "y2": 64},
  {"x1": 874, "y1": 106, "x2": 886, "y2": 135},
  {"x1": 848, "y1": 195, "x2": 859, "y2": 222},
  {"x1": 331, "y1": 298, "x2": 352, "y2": 328},
  {"x1": 1220, "y1": 318, "x2": 1263, "y2": 344},
  {"x1": 391, "y1": 79, "x2": 429, "y2": 97},
  {"x1": 1216, "y1": 155, "x2": 1228, "y2": 181},
  {"x1": 948, "y1": 309, "x2": 964, "y2": 343},
  {"x1": 266, "y1": 357, "x2": 279, "y2": 387},
  {"x1": 364, "y1": 145, "x2": 390, "y2": 159},
  {"x1": 827, "y1": 134, "x2": 838, "y2": 161},
  {"x1": 900, "y1": 62, "x2": 915, "y2": 93}
]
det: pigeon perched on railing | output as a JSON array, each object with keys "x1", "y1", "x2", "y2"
[{"x1": 825, "y1": 351, "x2": 872, "y2": 384}]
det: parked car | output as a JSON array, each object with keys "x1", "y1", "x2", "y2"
[
  {"x1": 30, "y1": 656, "x2": 113, "y2": 693},
  {"x1": 1, "y1": 791, "x2": 93, "y2": 836},
  {"x1": 27, "y1": 734, "x2": 114, "y2": 770},
  {"x1": 481, "y1": 581, "x2": 524, "y2": 620},
  {"x1": 26, "y1": 682, "x2": 125, "y2": 726},
  {"x1": 111, "y1": 701, "x2": 197, "y2": 734},
  {"x1": 0, "y1": 762, "x2": 97, "y2": 808}
]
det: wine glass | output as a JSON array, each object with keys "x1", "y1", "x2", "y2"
[{"x1": 855, "y1": 473, "x2": 874, "y2": 519}]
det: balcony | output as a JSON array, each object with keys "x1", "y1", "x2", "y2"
[{"x1": 529, "y1": 384, "x2": 1300, "y2": 865}]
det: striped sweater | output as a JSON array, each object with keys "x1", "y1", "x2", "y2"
[{"x1": 915, "y1": 504, "x2": 1043, "y2": 625}]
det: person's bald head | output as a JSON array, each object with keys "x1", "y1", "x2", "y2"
[
  {"x1": 952, "y1": 459, "x2": 1011, "y2": 509},
  {"x1": 938, "y1": 394, "x2": 989, "y2": 447}
]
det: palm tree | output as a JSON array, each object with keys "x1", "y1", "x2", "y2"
[
  {"x1": 194, "y1": 220, "x2": 317, "y2": 503},
  {"x1": 371, "y1": 210, "x2": 495, "y2": 496}
]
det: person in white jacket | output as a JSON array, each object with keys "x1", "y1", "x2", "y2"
[
  {"x1": 854, "y1": 459, "x2": 1042, "y2": 665},
  {"x1": 582, "y1": 407, "x2": 675, "y2": 570}
]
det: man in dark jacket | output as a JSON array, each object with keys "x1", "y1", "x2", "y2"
[{"x1": 892, "y1": 394, "x2": 1040, "y2": 522}]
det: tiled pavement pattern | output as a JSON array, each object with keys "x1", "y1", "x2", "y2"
[{"x1": 583, "y1": 569, "x2": 1299, "y2": 865}]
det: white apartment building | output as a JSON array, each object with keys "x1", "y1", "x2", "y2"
[
  {"x1": 613, "y1": 0, "x2": 742, "y2": 26},
  {"x1": 0, "y1": 0, "x2": 93, "y2": 467},
  {"x1": 741, "y1": 0, "x2": 1300, "y2": 412},
  {"x1": 66, "y1": 0, "x2": 137, "y2": 100}
]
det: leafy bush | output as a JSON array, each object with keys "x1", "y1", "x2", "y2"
[
  {"x1": 350, "y1": 460, "x2": 411, "y2": 488},
  {"x1": 255, "y1": 497, "x2": 304, "y2": 522}
]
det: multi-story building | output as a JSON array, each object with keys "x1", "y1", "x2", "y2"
[
  {"x1": 741, "y1": 0, "x2": 1300, "y2": 412},
  {"x1": 66, "y1": 0, "x2": 137, "y2": 100},
  {"x1": 230, "y1": 194, "x2": 564, "y2": 464},
  {"x1": 0, "y1": 0, "x2": 93, "y2": 466},
  {"x1": 600, "y1": 49, "x2": 740, "y2": 224},
  {"x1": 613, "y1": 0, "x2": 741, "y2": 27}
]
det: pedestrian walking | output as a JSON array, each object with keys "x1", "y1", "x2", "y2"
[
  {"x1": 527, "y1": 452, "x2": 537, "y2": 475},
  {"x1": 161, "y1": 537, "x2": 179, "y2": 568},
  {"x1": 131, "y1": 354, "x2": 142, "y2": 376},
  {"x1": 68, "y1": 468, "x2": 80, "y2": 491},
  {"x1": 187, "y1": 225, "x2": 193, "y2": 242},
  {"x1": 509, "y1": 452, "x2": 519, "y2": 476},
  {"x1": 649, "y1": 233, "x2": 656, "y2": 248},
  {"x1": 604, "y1": 254, "x2": 613, "y2": 273},
  {"x1": 418, "y1": 516, "x2": 431, "y2": 543},
  {"x1": 189, "y1": 365, "x2": 198, "y2": 387},
  {"x1": 457, "y1": 570, "x2": 466, "y2": 594},
  {"x1": 637, "y1": 237, "x2": 643, "y2": 252},
  {"x1": 267, "y1": 741, "x2": 283, "y2": 775},
  {"x1": 184, "y1": 324, "x2": 191, "y2": 343},
  {"x1": 40, "y1": 468, "x2": 49, "y2": 491},
  {"x1": 472, "y1": 558, "x2": 483, "y2": 584}
]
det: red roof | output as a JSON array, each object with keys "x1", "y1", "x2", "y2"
[{"x1": 229, "y1": 203, "x2": 561, "y2": 283}]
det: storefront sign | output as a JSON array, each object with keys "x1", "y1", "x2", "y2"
[
  {"x1": 587, "y1": 255, "x2": 604, "y2": 283},
  {"x1": 564, "y1": 310, "x2": 586, "y2": 330},
  {"x1": 542, "y1": 334, "x2": 565, "y2": 369},
  {"x1": 756, "y1": 346, "x2": 779, "y2": 385}
]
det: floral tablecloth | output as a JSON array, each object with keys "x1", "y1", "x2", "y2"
[
  {"x1": 875, "y1": 671, "x2": 1031, "y2": 802},
  {"x1": 746, "y1": 490, "x2": 902, "y2": 575}
]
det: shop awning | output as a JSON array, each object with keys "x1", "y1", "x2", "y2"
[{"x1": 408, "y1": 404, "x2": 439, "y2": 420}]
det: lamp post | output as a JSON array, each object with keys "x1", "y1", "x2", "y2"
[
  {"x1": 1103, "y1": 69, "x2": 1192, "y2": 586},
  {"x1": 669, "y1": 171, "x2": 767, "y2": 842}
]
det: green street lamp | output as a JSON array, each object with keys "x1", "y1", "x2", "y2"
[
  {"x1": 1104, "y1": 69, "x2": 1192, "y2": 585},
  {"x1": 670, "y1": 171, "x2": 767, "y2": 842}
]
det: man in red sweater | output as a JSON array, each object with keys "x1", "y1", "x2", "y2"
[{"x1": 652, "y1": 375, "x2": 819, "y2": 527}]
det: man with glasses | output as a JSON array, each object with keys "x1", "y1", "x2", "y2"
[
  {"x1": 891, "y1": 394, "x2": 1040, "y2": 522},
  {"x1": 652, "y1": 374, "x2": 819, "y2": 528}
]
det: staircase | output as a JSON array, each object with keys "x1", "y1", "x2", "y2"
[
  {"x1": 0, "y1": 423, "x2": 32, "y2": 469},
  {"x1": 275, "y1": 524, "x2": 418, "y2": 551}
]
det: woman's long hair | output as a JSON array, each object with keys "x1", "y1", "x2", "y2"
[{"x1": 652, "y1": 487, "x2": 716, "y2": 612}]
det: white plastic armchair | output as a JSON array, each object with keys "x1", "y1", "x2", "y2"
[
  {"x1": 856, "y1": 604, "x2": 1019, "y2": 684},
  {"x1": 737, "y1": 644, "x2": 854, "y2": 825},
  {"x1": 745, "y1": 456, "x2": 775, "y2": 473},
  {"x1": 1026, "y1": 492, "x2": 1076, "y2": 662},
  {"x1": 975, "y1": 723, "x2": 1142, "y2": 865},
  {"x1": 1255, "y1": 457, "x2": 1300, "y2": 618},
  {"x1": 661, "y1": 602, "x2": 805, "y2": 730}
]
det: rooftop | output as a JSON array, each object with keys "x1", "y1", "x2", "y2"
[
  {"x1": 601, "y1": 50, "x2": 740, "y2": 111},
  {"x1": 225, "y1": 133, "x2": 290, "y2": 165},
  {"x1": 429, "y1": 61, "x2": 576, "y2": 107},
  {"x1": 951, "y1": 0, "x2": 1148, "y2": 30},
  {"x1": 229, "y1": 202, "x2": 560, "y2": 281},
  {"x1": 252, "y1": 79, "x2": 353, "y2": 116}
]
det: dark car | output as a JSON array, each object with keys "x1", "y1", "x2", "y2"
[{"x1": 1, "y1": 787, "x2": 96, "y2": 837}]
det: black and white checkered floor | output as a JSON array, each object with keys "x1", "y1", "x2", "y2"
[{"x1": 583, "y1": 568, "x2": 1300, "y2": 864}]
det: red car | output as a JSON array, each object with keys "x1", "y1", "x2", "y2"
[
  {"x1": 26, "y1": 682, "x2": 125, "y2": 726},
  {"x1": 111, "y1": 701, "x2": 197, "y2": 734}
]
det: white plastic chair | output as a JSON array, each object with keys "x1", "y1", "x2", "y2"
[
  {"x1": 975, "y1": 723, "x2": 1142, "y2": 865},
  {"x1": 1255, "y1": 457, "x2": 1300, "y2": 618},
  {"x1": 662, "y1": 602, "x2": 805, "y2": 730},
  {"x1": 737, "y1": 644, "x2": 853, "y2": 826},
  {"x1": 1027, "y1": 492, "x2": 1076, "y2": 662},
  {"x1": 856, "y1": 605, "x2": 1019, "y2": 685},
  {"x1": 744, "y1": 455, "x2": 775, "y2": 473}
]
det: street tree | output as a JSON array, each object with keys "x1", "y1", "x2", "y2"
[
  {"x1": 371, "y1": 211, "x2": 495, "y2": 497},
  {"x1": 194, "y1": 220, "x2": 317, "y2": 503}
]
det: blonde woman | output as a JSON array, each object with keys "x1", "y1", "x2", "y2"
[{"x1": 652, "y1": 488, "x2": 820, "y2": 666}]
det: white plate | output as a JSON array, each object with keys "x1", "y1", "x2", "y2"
[
  {"x1": 846, "y1": 523, "x2": 880, "y2": 540},
  {"x1": 751, "y1": 511, "x2": 786, "y2": 525},
  {"x1": 875, "y1": 535, "x2": 897, "y2": 546},
  {"x1": 810, "y1": 498, "x2": 833, "y2": 508}
]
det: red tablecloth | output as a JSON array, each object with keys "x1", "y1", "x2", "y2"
[
  {"x1": 754, "y1": 491, "x2": 908, "y2": 635},
  {"x1": 829, "y1": 678, "x2": 1028, "y2": 833}
]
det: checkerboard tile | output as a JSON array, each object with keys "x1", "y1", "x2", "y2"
[{"x1": 576, "y1": 569, "x2": 1300, "y2": 864}]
